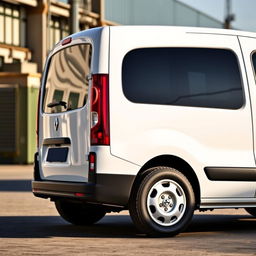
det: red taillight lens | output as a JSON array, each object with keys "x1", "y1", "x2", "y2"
[
  {"x1": 89, "y1": 152, "x2": 96, "y2": 172},
  {"x1": 88, "y1": 152, "x2": 96, "y2": 183},
  {"x1": 61, "y1": 37, "x2": 72, "y2": 46},
  {"x1": 90, "y1": 74, "x2": 110, "y2": 145},
  {"x1": 74, "y1": 192, "x2": 86, "y2": 197}
]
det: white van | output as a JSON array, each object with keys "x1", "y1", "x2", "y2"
[{"x1": 33, "y1": 26, "x2": 256, "y2": 236}]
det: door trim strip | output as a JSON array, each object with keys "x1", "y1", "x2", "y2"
[{"x1": 204, "y1": 167, "x2": 256, "y2": 181}]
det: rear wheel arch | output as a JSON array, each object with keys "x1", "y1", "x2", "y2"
[
  {"x1": 130, "y1": 155, "x2": 201, "y2": 208},
  {"x1": 129, "y1": 166, "x2": 195, "y2": 236}
]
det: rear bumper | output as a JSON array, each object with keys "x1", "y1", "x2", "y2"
[
  {"x1": 32, "y1": 153, "x2": 136, "y2": 207},
  {"x1": 32, "y1": 180, "x2": 95, "y2": 199}
]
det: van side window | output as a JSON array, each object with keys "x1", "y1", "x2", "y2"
[
  {"x1": 43, "y1": 44, "x2": 91, "y2": 113},
  {"x1": 122, "y1": 48, "x2": 243, "y2": 109},
  {"x1": 252, "y1": 53, "x2": 256, "y2": 72}
]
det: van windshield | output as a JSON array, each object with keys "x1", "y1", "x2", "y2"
[{"x1": 43, "y1": 44, "x2": 92, "y2": 113}]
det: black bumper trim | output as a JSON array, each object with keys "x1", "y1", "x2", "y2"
[
  {"x1": 204, "y1": 167, "x2": 256, "y2": 181},
  {"x1": 32, "y1": 181, "x2": 95, "y2": 194},
  {"x1": 32, "y1": 180, "x2": 95, "y2": 200},
  {"x1": 32, "y1": 173, "x2": 136, "y2": 206},
  {"x1": 33, "y1": 153, "x2": 136, "y2": 206}
]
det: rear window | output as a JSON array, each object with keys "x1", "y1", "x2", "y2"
[
  {"x1": 43, "y1": 44, "x2": 92, "y2": 113},
  {"x1": 122, "y1": 48, "x2": 243, "y2": 109}
]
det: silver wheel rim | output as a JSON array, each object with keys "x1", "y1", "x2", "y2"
[{"x1": 146, "y1": 179, "x2": 186, "y2": 227}]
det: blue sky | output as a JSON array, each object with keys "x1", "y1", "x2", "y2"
[{"x1": 179, "y1": 0, "x2": 256, "y2": 32}]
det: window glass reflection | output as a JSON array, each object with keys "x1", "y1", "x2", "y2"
[{"x1": 44, "y1": 44, "x2": 91, "y2": 113}]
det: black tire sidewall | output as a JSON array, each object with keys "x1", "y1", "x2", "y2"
[
  {"x1": 245, "y1": 207, "x2": 256, "y2": 217},
  {"x1": 55, "y1": 200, "x2": 106, "y2": 225},
  {"x1": 136, "y1": 168, "x2": 195, "y2": 235}
]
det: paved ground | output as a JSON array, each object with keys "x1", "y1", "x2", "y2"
[{"x1": 0, "y1": 165, "x2": 256, "y2": 256}]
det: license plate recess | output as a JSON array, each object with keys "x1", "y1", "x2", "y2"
[{"x1": 46, "y1": 147, "x2": 69, "y2": 162}]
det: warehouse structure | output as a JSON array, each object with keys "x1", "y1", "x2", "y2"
[{"x1": 105, "y1": 0, "x2": 222, "y2": 28}]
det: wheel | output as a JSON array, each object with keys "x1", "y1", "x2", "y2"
[
  {"x1": 129, "y1": 167, "x2": 195, "y2": 236},
  {"x1": 245, "y1": 207, "x2": 256, "y2": 217},
  {"x1": 55, "y1": 200, "x2": 106, "y2": 225}
]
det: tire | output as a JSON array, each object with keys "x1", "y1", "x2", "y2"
[
  {"x1": 245, "y1": 207, "x2": 256, "y2": 217},
  {"x1": 55, "y1": 200, "x2": 106, "y2": 225},
  {"x1": 129, "y1": 167, "x2": 195, "y2": 236}
]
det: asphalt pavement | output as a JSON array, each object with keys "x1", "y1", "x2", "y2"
[{"x1": 0, "y1": 165, "x2": 255, "y2": 256}]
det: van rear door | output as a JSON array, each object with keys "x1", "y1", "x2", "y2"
[{"x1": 39, "y1": 43, "x2": 92, "y2": 182}]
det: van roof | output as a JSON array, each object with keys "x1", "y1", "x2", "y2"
[
  {"x1": 51, "y1": 26, "x2": 256, "y2": 57},
  {"x1": 58, "y1": 26, "x2": 256, "y2": 44},
  {"x1": 107, "y1": 25, "x2": 256, "y2": 38}
]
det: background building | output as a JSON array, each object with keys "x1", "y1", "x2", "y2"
[
  {"x1": 0, "y1": 0, "x2": 223, "y2": 163},
  {"x1": 105, "y1": 0, "x2": 223, "y2": 28}
]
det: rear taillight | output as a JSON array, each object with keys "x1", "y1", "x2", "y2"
[
  {"x1": 36, "y1": 87, "x2": 41, "y2": 148},
  {"x1": 90, "y1": 74, "x2": 110, "y2": 145},
  {"x1": 88, "y1": 152, "x2": 96, "y2": 183},
  {"x1": 89, "y1": 152, "x2": 96, "y2": 173}
]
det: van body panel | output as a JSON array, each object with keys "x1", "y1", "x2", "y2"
[
  {"x1": 238, "y1": 36, "x2": 256, "y2": 164},
  {"x1": 49, "y1": 27, "x2": 110, "y2": 74},
  {"x1": 38, "y1": 27, "x2": 110, "y2": 182},
  {"x1": 91, "y1": 146, "x2": 140, "y2": 175},
  {"x1": 109, "y1": 26, "x2": 255, "y2": 198},
  {"x1": 40, "y1": 109, "x2": 89, "y2": 182}
]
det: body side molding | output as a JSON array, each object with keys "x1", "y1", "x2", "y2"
[{"x1": 204, "y1": 167, "x2": 256, "y2": 181}]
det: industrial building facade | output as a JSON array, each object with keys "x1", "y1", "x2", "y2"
[
  {"x1": 105, "y1": 0, "x2": 223, "y2": 28},
  {"x1": 0, "y1": 0, "x2": 223, "y2": 163}
]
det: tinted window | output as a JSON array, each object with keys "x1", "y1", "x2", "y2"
[
  {"x1": 252, "y1": 52, "x2": 256, "y2": 72},
  {"x1": 122, "y1": 48, "x2": 243, "y2": 109},
  {"x1": 43, "y1": 44, "x2": 91, "y2": 113}
]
